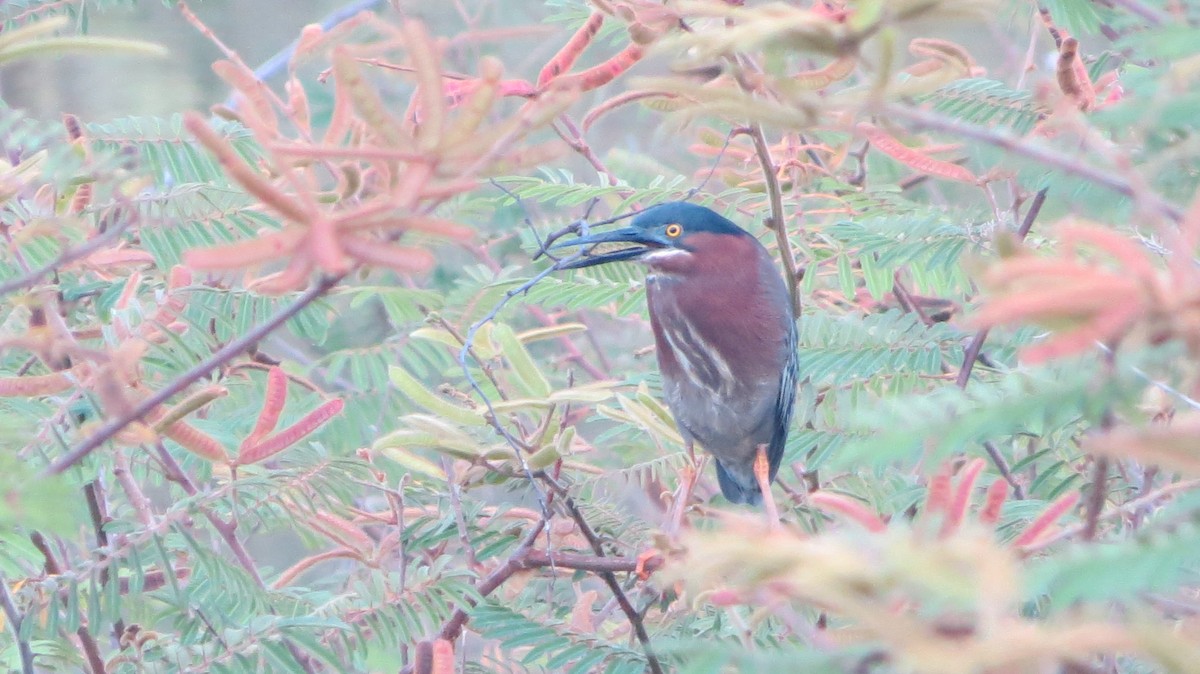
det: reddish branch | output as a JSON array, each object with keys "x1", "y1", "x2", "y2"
[{"x1": 442, "y1": 491, "x2": 665, "y2": 673}]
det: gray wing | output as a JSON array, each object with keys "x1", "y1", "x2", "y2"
[{"x1": 766, "y1": 317, "x2": 799, "y2": 483}]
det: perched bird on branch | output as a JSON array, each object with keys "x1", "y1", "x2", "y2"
[{"x1": 555, "y1": 201, "x2": 798, "y2": 524}]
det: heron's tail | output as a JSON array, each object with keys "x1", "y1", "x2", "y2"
[{"x1": 714, "y1": 459, "x2": 762, "y2": 506}]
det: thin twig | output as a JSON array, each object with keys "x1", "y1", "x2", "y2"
[
  {"x1": 956, "y1": 331, "x2": 992, "y2": 389},
  {"x1": 113, "y1": 449, "x2": 157, "y2": 526},
  {"x1": 452, "y1": 222, "x2": 644, "y2": 512},
  {"x1": 150, "y1": 441, "x2": 266, "y2": 586},
  {"x1": 442, "y1": 458, "x2": 479, "y2": 570},
  {"x1": 1096, "y1": 342, "x2": 1200, "y2": 411},
  {"x1": 890, "y1": 274, "x2": 933, "y2": 327},
  {"x1": 147, "y1": 439, "x2": 318, "y2": 672},
  {"x1": 84, "y1": 481, "x2": 127, "y2": 642},
  {"x1": 553, "y1": 114, "x2": 619, "y2": 186},
  {"x1": 982, "y1": 440, "x2": 1026, "y2": 500},
  {"x1": 884, "y1": 105, "x2": 1183, "y2": 223},
  {"x1": 1016, "y1": 187, "x2": 1048, "y2": 239},
  {"x1": 744, "y1": 123, "x2": 802, "y2": 315},
  {"x1": 487, "y1": 181, "x2": 609, "y2": 379},
  {"x1": 44, "y1": 274, "x2": 341, "y2": 476},
  {"x1": 0, "y1": 573, "x2": 35, "y2": 674},
  {"x1": 685, "y1": 128, "x2": 735, "y2": 200}
]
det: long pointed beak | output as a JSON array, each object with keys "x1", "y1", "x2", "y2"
[{"x1": 551, "y1": 226, "x2": 666, "y2": 269}]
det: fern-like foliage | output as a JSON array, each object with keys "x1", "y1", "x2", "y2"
[
  {"x1": 918, "y1": 78, "x2": 1044, "y2": 135},
  {"x1": 796, "y1": 309, "x2": 966, "y2": 386}
]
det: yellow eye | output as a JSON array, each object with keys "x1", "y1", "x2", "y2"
[{"x1": 665, "y1": 223, "x2": 683, "y2": 238}]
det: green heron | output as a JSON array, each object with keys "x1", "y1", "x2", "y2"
[{"x1": 556, "y1": 202, "x2": 798, "y2": 522}]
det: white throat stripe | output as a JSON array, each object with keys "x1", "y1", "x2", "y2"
[{"x1": 641, "y1": 248, "x2": 691, "y2": 263}]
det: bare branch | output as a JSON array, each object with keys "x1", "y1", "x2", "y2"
[
  {"x1": 745, "y1": 123, "x2": 802, "y2": 315},
  {"x1": 957, "y1": 187, "x2": 1049, "y2": 388}
]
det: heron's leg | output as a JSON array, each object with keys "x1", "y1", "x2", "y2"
[
  {"x1": 665, "y1": 440, "x2": 701, "y2": 538},
  {"x1": 634, "y1": 548, "x2": 661, "y2": 580},
  {"x1": 754, "y1": 444, "x2": 781, "y2": 530}
]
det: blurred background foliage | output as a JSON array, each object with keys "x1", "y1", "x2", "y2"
[{"x1": 3, "y1": 1, "x2": 1200, "y2": 673}]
